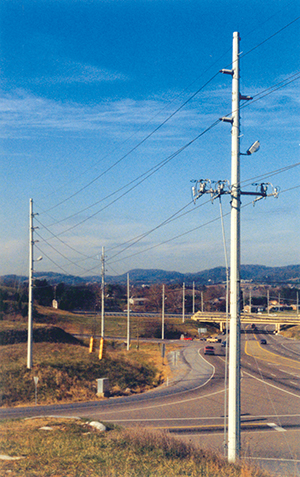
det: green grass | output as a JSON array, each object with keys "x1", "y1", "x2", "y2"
[{"x1": 0, "y1": 418, "x2": 270, "y2": 477}]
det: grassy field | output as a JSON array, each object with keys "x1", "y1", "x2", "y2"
[
  {"x1": 0, "y1": 336, "x2": 180, "y2": 407},
  {"x1": 0, "y1": 417, "x2": 270, "y2": 477},
  {"x1": 0, "y1": 304, "x2": 218, "y2": 408}
]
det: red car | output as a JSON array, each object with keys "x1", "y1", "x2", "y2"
[{"x1": 204, "y1": 345, "x2": 215, "y2": 355}]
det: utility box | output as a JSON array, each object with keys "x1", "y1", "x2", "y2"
[{"x1": 96, "y1": 378, "x2": 109, "y2": 398}]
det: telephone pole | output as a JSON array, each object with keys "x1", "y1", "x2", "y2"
[
  {"x1": 182, "y1": 282, "x2": 185, "y2": 323},
  {"x1": 226, "y1": 31, "x2": 241, "y2": 463},
  {"x1": 101, "y1": 246, "x2": 105, "y2": 338},
  {"x1": 27, "y1": 199, "x2": 42, "y2": 369},
  {"x1": 27, "y1": 199, "x2": 34, "y2": 369},
  {"x1": 192, "y1": 31, "x2": 279, "y2": 464},
  {"x1": 162, "y1": 284, "x2": 165, "y2": 340},
  {"x1": 127, "y1": 273, "x2": 130, "y2": 351}
]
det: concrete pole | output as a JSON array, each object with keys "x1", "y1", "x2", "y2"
[
  {"x1": 27, "y1": 198, "x2": 34, "y2": 369},
  {"x1": 182, "y1": 282, "x2": 185, "y2": 323},
  {"x1": 101, "y1": 246, "x2": 105, "y2": 338},
  {"x1": 192, "y1": 281, "x2": 195, "y2": 314},
  {"x1": 249, "y1": 289, "x2": 252, "y2": 313},
  {"x1": 162, "y1": 284, "x2": 165, "y2": 340},
  {"x1": 228, "y1": 31, "x2": 241, "y2": 463},
  {"x1": 267, "y1": 289, "x2": 270, "y2": 315},
  {"x1": 201, "y1": 291, "x2": 204, "y2": 312},
  {"x1": 127, "y1": 273, "x2": 130, "y2": 351},
  {"x1": 297, "y1": 291, "x2": 299, "y2": 316}
]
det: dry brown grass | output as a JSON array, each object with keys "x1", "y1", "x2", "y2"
[{"x1": 0, "y1": 418, "x2": 270, "y2": 477}]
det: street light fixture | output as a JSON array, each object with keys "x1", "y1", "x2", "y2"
[{"x1": 240, "y1": 140, "x2": 260, "y2": 156}]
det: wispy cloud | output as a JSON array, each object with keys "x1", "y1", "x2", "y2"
[{"x1": 31, "y1": 60, "x2": 128, "y2": 85}]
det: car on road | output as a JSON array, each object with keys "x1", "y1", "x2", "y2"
[
  {"x1": 206, "y1": 337, "x2": 219, "y2": 343},
  {"x1": 204, "y1": 345, "x2": 215, "y2": 355},
  {"x1": 260, "y1": 339, "x2": 267, "y2": 345}
]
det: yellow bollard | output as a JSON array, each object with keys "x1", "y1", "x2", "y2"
[
  {"x1": 99, "y1": 337, "x2": 105, "y2": 360},
  {"x1": 89, "y1": 336, "x2": 95, "y2": 353}
]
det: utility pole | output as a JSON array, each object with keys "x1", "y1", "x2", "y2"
[
  {"x1": 27, "y1": 199, "x2": 34, "y2": 369},
  {"x1": 192, "y1": 31, "x2": 279, "y2": 464},
  {"x1": 249, "y1": 289, "x2": 252, "y2": 313},
  {"x1": 192, "y1": 281, "x2": 195, "y2": 314},
  {"x1": 267, "y1": 289, "x2": 270, "y2": 315},
  {"x1": 201, "y1": 291, "x2": 204, "y2": 313},
  {"x1": 27, "y1": 199, "x2": 42, "y2": 369},
  {"x1": 162, "y1": 284, "x2": 165, "y2": 340},
  {"x1": 127, "y1": 273, "x2": 130, "y2": 351},
  {"x1": 182, "y1": 282, "x2": 185, "y2": 323},
  {"x1": 227, "y1": 31, "x2": 241, "y2": 464},
  {"x1": 101, "y1": 246, "x2": 105, "y2": 338}
]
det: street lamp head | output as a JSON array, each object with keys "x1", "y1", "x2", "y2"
[
  {"x1": 36, "y1": 256, "x2": 43, "y2": 261},
  {"x1": 246, "y1": 140, "x2": 260, "y2": 155}
]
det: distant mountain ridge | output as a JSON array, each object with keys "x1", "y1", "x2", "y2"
[{"x1": 1, "y1": 264, "x2": 299, "y2": 286}]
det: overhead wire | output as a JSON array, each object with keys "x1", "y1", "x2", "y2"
[
  {"x1": 38, "y1": 119, "x2": 221, "y2": 239},
  {"x1": 34, "y1": 17, "x2": 300, "y2": 274},
  {"x1": 105, "y1": 184, "x2": 299, "y2": 269},
  {"x1": 36, "y1": 66, "x2": 300, "y2": 244},
  {"x1": 40, "y1": 72, "x2": 220, "y2": 215}
]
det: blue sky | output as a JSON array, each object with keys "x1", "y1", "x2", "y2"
[{"x1": 1, "y1": 0, "x2": 299, "y2": 278}]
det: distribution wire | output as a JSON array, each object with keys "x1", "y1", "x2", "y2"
[
  {"x1": 40, "y1": 72, "x2": 220, "y2": 215},
  {"x1": 100, "y1": 162, "x2": 300, "y2": 267},
  {"x1": 34, "y1": 228, "x2": 89, "y2": 271},
  {"x1": 105, "y1": 185, "x2": 299, "y2": 269},
  {"x1": 37, "y1": 119, "x2": 221, "y2": 238},
  {"x1": 37, "y1": 64, "x2": 299, "y2": 233},
  {"x1": 33, "y1": 5, "x2": 297, "y2": 211},
  {"x1": 34, "y1": 65, "x2": 300, "y2": 273}
]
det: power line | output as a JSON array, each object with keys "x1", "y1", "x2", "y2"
[
  {"x1": 40, "y1": 73, "x2": 220, "y2": 215},
  {"x1": 39, "y1": 119, "x2": 221, "y2": 237}
]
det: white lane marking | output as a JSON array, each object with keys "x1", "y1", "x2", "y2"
[
  {"x1": 248, "y1": 457, "x2": 300, "y2": 463},
  {"x1": 91, "y1": 351, "x2": 219, "y2": 416},
  {"x1": 243, "y1": 370, "x2": 300, "y2": 399},
  {"x1": 290, "y1": 381, "x2": 298, "y2": 385},
  {"x1": 270, "y1": 373, "x2": 277, "y2": 377},
  {"x1": 267, "y1": 422, "x2": 286, "y2": 432}
]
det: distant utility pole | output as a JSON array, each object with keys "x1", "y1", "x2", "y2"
[
  {"x1": 127, "y1": 273, "x2": 130, "y2": 351},
  {"x1": 101, "y1": 246, "x2": 105, "y2": 338},
  {"x1": 27, "y1": 198, "x2": 42, "y2": 370},
  {"x1": 267, "y1": 289, "x2": 270, "y2": 315},
  {"x1": 192, "y1": 281, "x2": 195, "y2": 314},
  {"x1": 162, "y1": 284, "x2": 165, "y2": 340},
  {"x1": 182, "y1": 282, "x2": 185, "y2": 323},
  {"x1": 249, "y1": 289, "x2": 252, "y2": 313},
  {"x1": 27, "y1": 199, "x2": 34, "y2": 369}
]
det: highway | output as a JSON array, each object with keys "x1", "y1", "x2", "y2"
[{"x1": 1, "y1": 327, "x2": 300, "y2": 476}]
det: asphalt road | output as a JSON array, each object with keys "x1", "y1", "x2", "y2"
[{"x1": 1, "y1": 329, "x2": 300, "y2": 476}]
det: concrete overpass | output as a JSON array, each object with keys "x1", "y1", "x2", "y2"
[{"x1": 191, "y1": 311, "x2": 300, "y2": 333}]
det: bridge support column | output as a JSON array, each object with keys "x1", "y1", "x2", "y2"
[
  {"x1": 275, "y1": 323, "x2": 281, "y2": 333},
  {"x1": 220, "y1": 322, "x2": 224, "y2": 333}
]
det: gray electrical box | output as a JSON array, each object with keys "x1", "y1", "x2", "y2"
[{"x1": 96, "y1": 378, "x2": 109, "y2": 397}]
